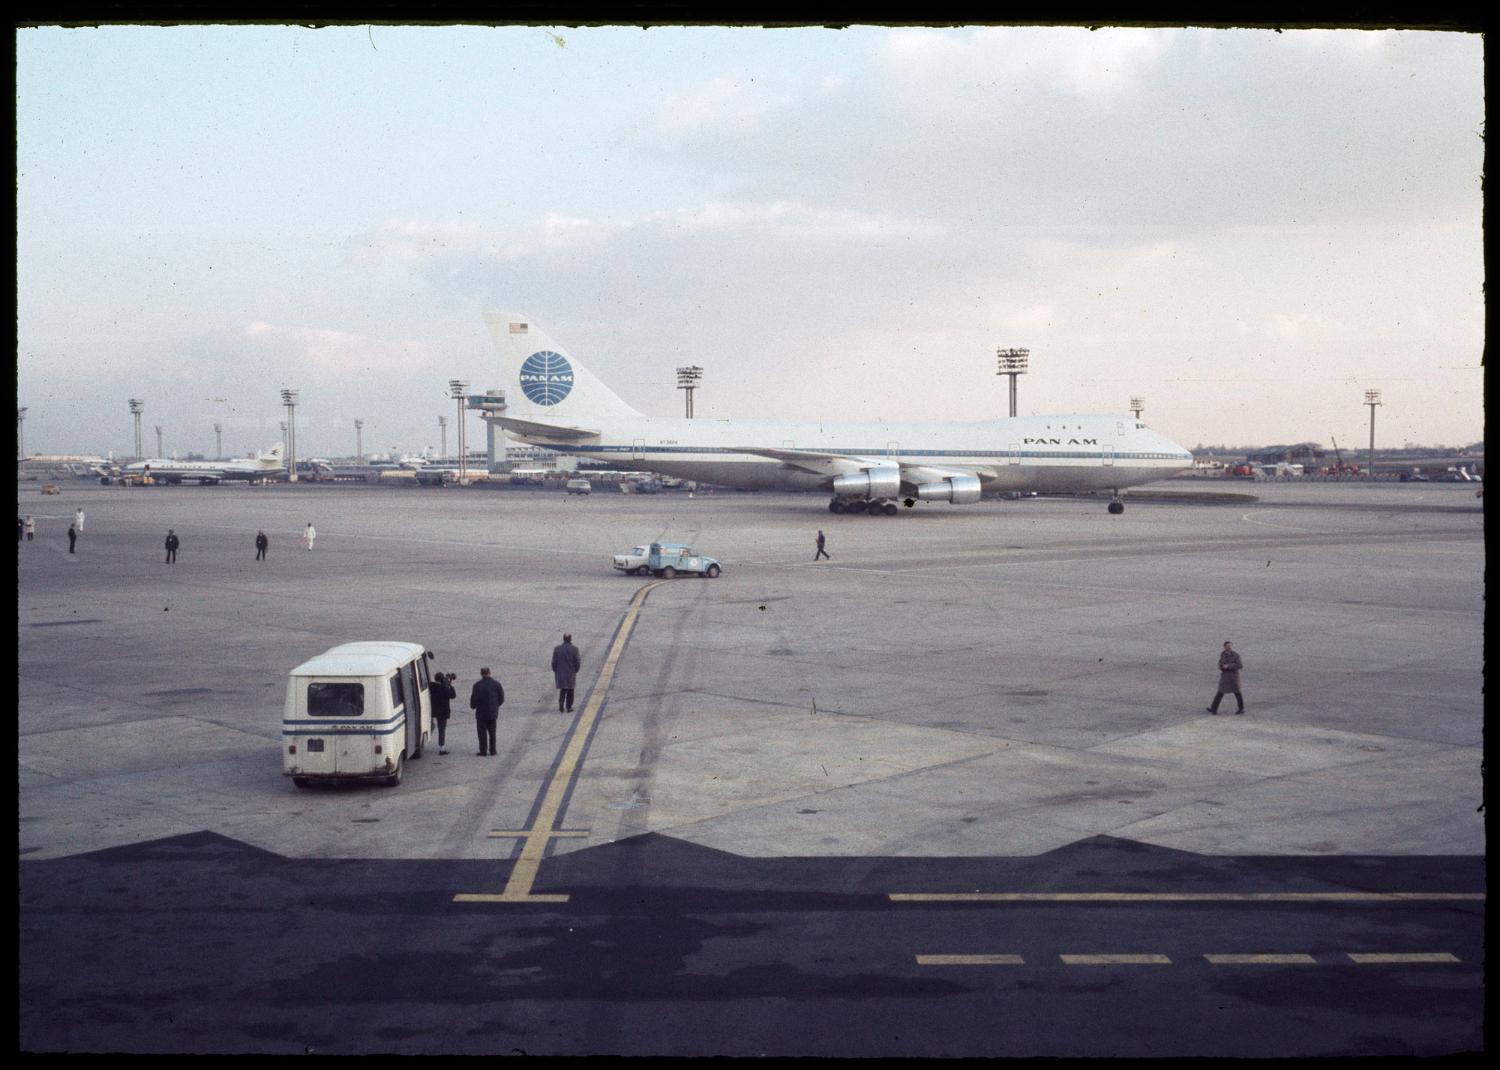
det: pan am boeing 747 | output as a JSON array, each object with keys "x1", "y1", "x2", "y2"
[{"x1": 484, "y1": 314, "x2": 1193, "y2": 514}]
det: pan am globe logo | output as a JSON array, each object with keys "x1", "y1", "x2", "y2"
[{"x1": 519, "y1": 350, "x2": 574, "y2": 406}]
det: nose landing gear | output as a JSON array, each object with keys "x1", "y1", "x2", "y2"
[{"x1": 1108, "y1": 491, "x2": 1125, "y2": 515}]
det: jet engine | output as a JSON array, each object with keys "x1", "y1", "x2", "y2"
[
  {"x1": 832, "y1": 467, "x2": 901, "y2": 500},
  {"x1": 915, "y1": 474, "x2": 982, "y2": 504}
]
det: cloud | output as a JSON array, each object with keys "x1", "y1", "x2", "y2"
[
  {"x1": 880, "y1": 26, "x2": 1174, "y2": 106},
  {"x1": 244, "y1": 320, "x2": 432, "y2": 375},
  {"x1": 656, "y1": 74, "x2": 790, "y2": 136}
]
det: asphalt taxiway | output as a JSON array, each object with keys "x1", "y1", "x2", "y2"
[{"x1": 17, "y1": 479, "x2": 1485, "y2": 1055}]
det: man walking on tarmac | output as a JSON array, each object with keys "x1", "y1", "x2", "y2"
[
  {"x1": 469, "y1": 666, "x2": 504, "y2": 756},
  {"x1": 551, "y1": 633, "x2": 581, "y2": 713},
  {"x1": 815, "y1": 529, "x2": 830, "y2": 561}
]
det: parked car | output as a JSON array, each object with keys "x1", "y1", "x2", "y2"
[
  {"x1": 612, "y1": 544, "x2": 653, "y2": 575},
  {"x1": 565, "y1": 478, "x2": 592, "y2": 495},
  {"x1": 646, "y1": 542, "x2": 722, "y2": 579}
]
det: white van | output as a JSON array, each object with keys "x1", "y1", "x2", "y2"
[{"x1": 283, "y1": 641, "x2": 433, "y2": 788}]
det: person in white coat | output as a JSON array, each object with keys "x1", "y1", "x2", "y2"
[
  {"x1": 74, "y1": 507, "x2": 85, "y2": 534},
  {"x1": 302, "y1": 522, "x2": 316, "y2": 551}
]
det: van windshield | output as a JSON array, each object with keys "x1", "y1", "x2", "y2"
[{"x1": 307, "y1": 682, "x2": 365, "y2": 717}]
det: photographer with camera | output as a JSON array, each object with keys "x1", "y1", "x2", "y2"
[{"x1": 430, "y1": 670, "x2": 458, "y2": 754}]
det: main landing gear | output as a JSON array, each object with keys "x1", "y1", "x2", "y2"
[{"x1": 829, "y1": 497, "x2": 900, "y2": 516}]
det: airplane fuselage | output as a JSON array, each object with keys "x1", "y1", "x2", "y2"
[{"x1": 500, "y1": 412, "x2": 1192, "y2": 497}]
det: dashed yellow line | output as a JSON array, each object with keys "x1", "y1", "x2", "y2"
[
  {"x1": 1061, "y1": 954, "x2": 1172, "y2": 965},
  {"x1": 1204, "y1": 953, "x2": 1317, "y2": 964},
  {"x1": 1347, "y1": 953, "x2": 1461, "y2": 964},
  {"x1": 916, "y1": 954, "x2": 1025, "y2": 966},
  {"x1": 915, "y1": 952, "x2": 1463, "y2": 967},
  {"x1": 890, "y1": 892, "x2": 1484, "y2": 903},
  {"x1": 454, "y1": 580, "x2": 665, "y2": 905}
]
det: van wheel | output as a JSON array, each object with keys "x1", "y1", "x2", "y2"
[
  {"x1": 660, "y1": 566, "x2": 676, "y2": 579},
  {"x1": 292, "y1": 777, "x2": 312, "y2": 789},
  {"x1": 706, "y1": 564, "x2": 721, "y2": 578},
  {"x1": 384, "y1": 754, "x2": 404, "y2": 787}
]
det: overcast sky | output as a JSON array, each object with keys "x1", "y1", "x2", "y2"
[{"x1": 16, "y1": 24, "x2": 1484, "y2": 460}]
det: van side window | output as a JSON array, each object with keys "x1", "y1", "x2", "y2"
[
  {"x1": 389, "y1": 672, "x2": 405, "y2": 711},
  {"x1": 308, "y1": 682, "x2": 364, "y2": 717}
]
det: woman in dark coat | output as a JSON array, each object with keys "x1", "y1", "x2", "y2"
[{"x1": 1207, "y1": 641, "x2": 1244, "y2": 715}]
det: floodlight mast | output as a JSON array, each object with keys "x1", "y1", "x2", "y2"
[
  {"x1": 676, "y1": 365, "x2": 703, "y2": 418},
  {"x1": 129, "y1": 399, "x2": 144, "y2": 461},
  {"x1": 996, "y1": 348, "x2": 1029, "y2": 418},
  {"x1": 17, "y1": 407, "x2": 27, "y2": 461},
  {"x1": 354, "y1": 419, "x2": 363, "y2": 461},
  {"x1": 1364, "y1": 389, "x2": 1382, "y2": 477},
  {"x1": 280, "y1": 389, "x2": 299, "y2": 481},
  {"x1": 449, "y1": 380, "x2": 469, "y2": 483}
]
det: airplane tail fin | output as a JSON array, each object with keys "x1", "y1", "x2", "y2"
[
  {"x1": 483, "y1": 312, "x2": 643, "y2": 426},
  {"x1": 258, "y1": 443, "x2": 285, "y2": 466}
]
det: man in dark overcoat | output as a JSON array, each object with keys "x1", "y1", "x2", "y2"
[
  {"x1": 469, "y1": 666, "x2": 504, "y2": 756},
  {"x1": 255, "y1": 530, "x2": 269, "y2": 560},
  {"x1": 551, "y1": 633, "x2": 581, "y2": 713},
  {"x1": 165, "y1": 529, "x2": 180, "y2": 564},
  {"x1": 1207, "y1": 640, "x2": 1245, "y2": 715}
]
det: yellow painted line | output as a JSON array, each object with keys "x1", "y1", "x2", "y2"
[
  {"x1": 1205, "y1": 954, "x2": 1317, "y2": 965},
  {"x1": 454, "y1": 580, "x2": 665, "y2": 905},
  {"x1": 889, "y1": 892, "x2": 1485, "y2": 903},
  {"x1": 486, "y1": 829, "x2": 591, "y2": 839},
  {"x1": 1061, "y1": 954, "x2": 1171, "y2": 965},
  {"x1": 1347, "y1": 953, "x2": 1461, "y2": 964},
  {"x1": 916, "y1": 954, "x2": 1026, "y2": 966}
]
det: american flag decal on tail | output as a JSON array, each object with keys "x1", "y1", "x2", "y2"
[{"x1": 509, "y1": 322, "x2": 528, "y2": 334}]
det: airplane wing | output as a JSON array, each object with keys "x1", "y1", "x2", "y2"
[
  {"x1": 493, "y1": 415, "x2": 599, "y2": 442},
  {"x1": 729, "y1": 446, "x2": 999, "y2": 487}
]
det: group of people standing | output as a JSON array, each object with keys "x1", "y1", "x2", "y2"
[
  {"x1": 425, "y1": 634, "x2": 583, "y2": 757},
  {"x1": 17, "y1": 508, "x2": 85, "y2": 552}
]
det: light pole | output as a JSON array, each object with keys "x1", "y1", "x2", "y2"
[
  {"x1": 129, "y1": 398, "x2": 144, "y2": 460},
  {"x1": 1130, "y1": 397, "x2": 1145, "y2": 420},
  {"x1": 280, "y1": 388, "x2": 299, "y2": 481},
  {"x1": 154, "y1": 425, "x2": 164, "y2": 458},
  {"x1": 438, "y1": 415, "x2": 448, "y2": 462},
  {"x1": 354, "y1": 419, "x2": 363, "y2": 461},
  {"x1": 214, "y1": 422, "x2": 222, "y2": 460},
  {"x1": 996, "y1": 348, "x2": 1029, "y2": 418},
  {"x1": 1364, "y1": 389, "x2": 1382, "y2": 477},
  {"x1": 17, "y1": 406, "x2": 26, "y2": 460},
  {"x1": 449, "y1": 380, "x2": 469, "y2": 483},
  {"x1": 676, "y1": 365, "x2": 703, "y2": 418}
]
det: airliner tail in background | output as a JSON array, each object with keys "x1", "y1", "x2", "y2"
[{"x1": 483, "y1": 312, "x2": 1194, "y2": 514}]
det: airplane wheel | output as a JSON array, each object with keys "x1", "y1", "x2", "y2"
[
  {"x1": 1108, "y1": 501, "x2": 1125, "y2": 515},
  {"x1": 829, "y1": 499, "x2": 846, "y2": 514},
  {"x1": 883, "y1": 502, "x2": 899, "y2": 516},
  {"x1": 846, "y1": 499, "x2": 868, "y2": 514},
  {"x1": 292, "y1": 777, "x2": 312, "y2": 789},
  {"x1": 866, "y1": 501, "x2": 886, "y2": 516}
]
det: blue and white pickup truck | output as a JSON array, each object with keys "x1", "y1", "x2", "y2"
[{"x1": 646, "y1": 542, "x2": 722, "y2": 579}]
